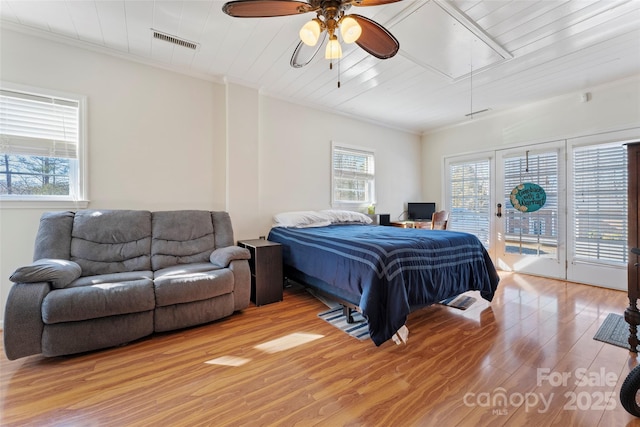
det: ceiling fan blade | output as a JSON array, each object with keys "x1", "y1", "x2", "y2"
[
  {"x1": 351, "y1": 14, "x2": 399, "y2": 60},
  {"x1": 351, "y1": 0, "x2": 403, "y2": 6},
  {"x1": 222, "y1": 0, "x2": 316, "y2": 18},
  {"x1": 290, "y1": 32, "x2": 327, "y2": 68}
]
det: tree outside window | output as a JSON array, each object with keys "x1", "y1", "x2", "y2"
[{"x1": 0, "y1": 83, "x2": 85, "y2": 203}]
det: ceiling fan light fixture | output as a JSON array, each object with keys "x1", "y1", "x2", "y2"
[
  {"x1": 222, "y1": 0, "x2": 400, "y2": 68},
  {"x1": 340, "y1": 16, "x2": 361, "y2": 44},
  {"x1": 300, "y1": 19, "x2": 321, "y2": 46},
  {"x1": 325, "y1": 35, "x2": 342, "y2": 59}
]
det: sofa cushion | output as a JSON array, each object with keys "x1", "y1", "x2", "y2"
[
  {"x1": 67, "y1": 270, "x2": 154, "y2": 288},
  {"x1": 71, "y1": 210, "x2": 152, "y2": 276},
  {"x1": 153, "y1": 263, "x2": 234, "y2": 307},
  {"x1": 212, "y1": 211, "x2": 235, "y2": 248},
  {"x1": 33, "y1": 211, "x2": 75, "y2": 261},
  {"x1": 151, "y1": 210, "x2": 216, "y2": 271},
  {"x1": 10, "y1": 258, "x2": 82, "y2": 289},
  {"x1": 42, "y1": 272, "x2": 155, "y2": 324}
]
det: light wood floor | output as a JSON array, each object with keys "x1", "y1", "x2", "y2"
[{"x1": 2, "y1": 272, "x2": 640, "y2": 426}]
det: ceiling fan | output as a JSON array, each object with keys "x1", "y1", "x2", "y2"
[{"x1": 222, "y1": 0, "x2": 401, "y2": 68}]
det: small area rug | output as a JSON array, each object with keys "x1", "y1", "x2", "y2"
[
  {"x1": 318, "y1": 307, "x2": 370, "y2": 341},
  {"x1": 593, "y1": 313, "x2": 635, "y2": 350},
  {"x1": 439, "y1": 294, "x2": 476, "y2": 310}
]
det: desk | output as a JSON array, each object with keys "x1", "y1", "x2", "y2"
[{"x1": 390, "y1": 220, "x2": 431, "y2": 229}]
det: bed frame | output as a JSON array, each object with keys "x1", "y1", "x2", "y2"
[{"x1": 284, "y1": 266, "x2": 360, "y2": 323}]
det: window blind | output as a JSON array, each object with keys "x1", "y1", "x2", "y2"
[
  {"x1": 332, "y1": 145, "x2": 375, "y2": 204},
  {"x1": 0, "y1": 89, "x2": 79, "y2": 158},
  {"x1": 448, "y1": 159, "x2": 490, "y2": 248},
  {"x1": 501, "y1": 151, "x2": 559, "y2": 258},
  {"x1": 573, "y1": 143, "x2": 627, "y2": 264}
]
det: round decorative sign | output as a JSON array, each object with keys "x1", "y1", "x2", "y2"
[{"x1": 510, "y1": 182, "x2": 546, "y2": 213}]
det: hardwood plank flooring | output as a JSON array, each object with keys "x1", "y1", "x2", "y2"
[{"x1": 2, "y1": 272, "x2": 640, "y2": 426}]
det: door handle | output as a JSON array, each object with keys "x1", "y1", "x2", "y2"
[{"x1": 496, "y1": 203, "x2": 502, "y2": 218}]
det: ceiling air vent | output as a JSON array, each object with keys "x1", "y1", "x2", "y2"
[{"x1": 152, "y1": 29, "x2": 198, "y2": 50}]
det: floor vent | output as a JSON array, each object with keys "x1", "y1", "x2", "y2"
[{"x1": 152, "y1": 29, "x2": 198, "y2": 50}]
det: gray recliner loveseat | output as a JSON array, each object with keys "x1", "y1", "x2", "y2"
[{"x1": 3, "y1": 209, "x2": 251, "y2": 360}]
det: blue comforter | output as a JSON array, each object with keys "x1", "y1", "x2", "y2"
[{"x1": 268, "y1": 225, "x2": 500, "y2": 346}]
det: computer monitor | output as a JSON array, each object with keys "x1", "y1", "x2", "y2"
[{"x1": 407, "y1": 202, "x2": 436, "y2": 221}]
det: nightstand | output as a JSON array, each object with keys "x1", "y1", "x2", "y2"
[{"x1": 237, "y1": 239, "x2": 283, "y2": 306}]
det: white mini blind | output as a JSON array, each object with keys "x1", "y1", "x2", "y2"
[
  {"x1": 448, "y1": 159, "x2": 490, "y2": 248},
  {"x1": 573, "y1": 143, "x2": 627, "y2": 264},
  {"x1": 501, "y1": 151, "x2": 559, "y2": 258},
  {"x1": 332, "y1": 145, "x2": 375, "y2": 204},
  {"x1": 0, "y1": 89, "x2": 79, "y2": 158}
]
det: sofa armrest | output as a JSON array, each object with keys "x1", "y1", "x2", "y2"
[
  {"x1": 228, "y1": 259, "x2": 251, "y2": 311},
  {"x1": 209, "y1": 246, "x2": 251, "y2": 268},
  {"x1": 4, "y1": 282, "x2": 50, "y2": 360},
  {"x1": 9, "y1": 258, "x2": 81, "y2": 289}
]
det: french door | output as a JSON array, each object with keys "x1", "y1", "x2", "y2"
[
  {"x1": 495, "y1": 141, "x2": 566, "y2": 279},
  {"x1": 445, "y1": 130, "x2": 634, "y2": 290},
  {"x1": 566, "y1": 134, "x2": 630, "y2": 290}
]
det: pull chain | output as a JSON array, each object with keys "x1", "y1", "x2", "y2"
[{"x1": 329, "y1": 58, "x2": 341, "y2": 88}]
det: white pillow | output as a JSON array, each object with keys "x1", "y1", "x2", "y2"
[
  {"x1": 272, "y1": 211, "x2": 331, "y2": 228},
  {"x1": 320, "y1": 209, "x2": 373, "y2": 224}
]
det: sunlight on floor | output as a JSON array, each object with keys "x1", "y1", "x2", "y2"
[
  {"x1": 254, "y1": 333, "x2": 324, "y2": 354},
  {"x1": 204, "y1": 333, "x2": 325, "y2": 366},
  {"x1": 205, "y1": 356, "x2": 251, "y2": 367}
]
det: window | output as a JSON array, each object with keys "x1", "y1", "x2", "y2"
[
  {"x1": 0, "y1": 83, "x2": 86, "y2": 206},
  {"x1": 572, "y1": 142, "x2": 628, "y2": 264},
  {"x1": 447, "y1": 158, "x2": 491, "y2": 248},
  {"x1": 331, "y1": 143, "x2": 375, "y2": 207}
]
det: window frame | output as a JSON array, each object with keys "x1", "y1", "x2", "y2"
[
  {"x1": 0, "y1": 81, "x2": 88, "y2": 209},
  {"x1": 330, "y1": 141, "x2": 376, "y2": 209}
]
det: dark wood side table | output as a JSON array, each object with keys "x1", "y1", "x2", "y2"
[{"x1": 237, "y1": 239, "x2": 283, "y2": 306}]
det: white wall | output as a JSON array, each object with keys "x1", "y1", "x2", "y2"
[
  {"x1": 257, "y1": 96, "x2": 423, "y2": 234},
  {"x1": 421, "y1": 75, "x2": 640, "y2": 204},
  {"x1": 0, "y1": 28, "x2": 228, "y2": 327},
  {"x1": 0, "y1": 28, "x2": 423, "y2": 325},
  {"x1": 226, "y1": 83, "x2": 261, "y2": 241}
]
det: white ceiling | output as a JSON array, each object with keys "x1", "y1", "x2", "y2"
[{"x1": 1, "y1": 0, "x2": 639, "y2": 134}]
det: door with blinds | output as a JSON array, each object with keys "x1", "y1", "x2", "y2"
[
  {"x1": 495, "y1": 141, "x2": 566, "y2": 278},
  {"x1": 446, "y1": 154, "x2": 493, "y2": 254},
  {"x1": 445, "y1": 133, "x2": 633, "y2": 288},
  {"x1": 566, "y1": 135, "x2": 629, "y2": 291}
]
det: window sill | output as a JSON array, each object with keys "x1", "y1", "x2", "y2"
[
  {"x1": 0, "y1": 199, "x2": 89, "y2": 209},
  {"x1": 331, "y1": 202, "x2": 372, "y2": 209}
]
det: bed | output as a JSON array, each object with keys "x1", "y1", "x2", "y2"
[{"x1": 267, "y1": 211, "x2": 500, "y2": 346}]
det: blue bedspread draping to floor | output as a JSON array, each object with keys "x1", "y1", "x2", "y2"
[{"x1": 268, "y1": 224, "x2": 500, "y2": 346}]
